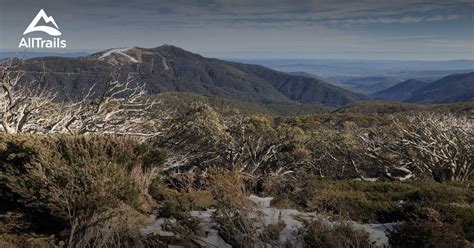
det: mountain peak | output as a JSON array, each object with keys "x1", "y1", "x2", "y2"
[
  {"x1": 89, "y1": 45, "x2": 204, "y2": 65},
  {"x1": 151, "y1": 44, "x2": 205, "y2": 60}
]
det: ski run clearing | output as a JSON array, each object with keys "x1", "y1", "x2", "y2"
[{"x1": 98, "y1": 47, "x2": 138, "y2": 63}]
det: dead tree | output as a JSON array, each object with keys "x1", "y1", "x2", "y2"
[
  {"x1": 355, "y1": 114, "x2": 473, "y2": 182},
  {"x1": 59, "y1": 75, "x2": 159, "y2": 136},
  {"x1": 399, "y1": 114, "x2": 473, "y2": 182},
  {"x1": 1, "y1": 60, "x2": 159, "y2": 137},
  {"x1": 229, "y1": 117, "x2": 300, "y2": 176},
  {"x1": 0, "y1": 60, "x2": 56, "y2": 134},
  {"x1": 356, "y1": 131, "x2": 415, "y2": 181}
]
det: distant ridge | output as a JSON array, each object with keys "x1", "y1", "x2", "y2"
[
  {"x1": 3, "y1": 45, "x2": 366, "y2": 107},
  {"x1": 369, "y1": 73, "x2": 474, "y2": 103},
  {"x1": 370, "y1": 79, "x2": 427, "y2": 101},
  {"x1": 407, "y1": 72, "x2": 474, "y2": 103}
]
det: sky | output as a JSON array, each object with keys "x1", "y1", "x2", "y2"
[{"x1": 0, "y1": 0, "x2": 473, "y2": 60}]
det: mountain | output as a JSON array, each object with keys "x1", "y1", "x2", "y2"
[
  {"x1": 407, "y1": 72, "x2": 474, "y2": 103},
  {"x1": 370, "y1": 79, "x2": 427, "y2": 101},
  {"x1": 370, "y1": 73, "x2": 474, "y2": 103},
  {"x1": 222, "y1": 61, "x2": 364, "y2": 106},
  {"x1": 5, "y1": 45, "x2": 365, "y2": 107}
]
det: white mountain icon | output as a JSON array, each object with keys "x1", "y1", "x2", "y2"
[{"x1": 23, "y1": 9, "x2": 61, "y2": 36}]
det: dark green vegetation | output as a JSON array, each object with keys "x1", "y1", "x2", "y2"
[
  {"x1": 0, "y1": 101, "x2": 473, "y2": 247},
  {"x1": 3, "y1": 45, "x2": 365, "y2": 107}
]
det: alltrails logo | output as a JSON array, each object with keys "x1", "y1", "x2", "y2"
[{"x1": 18, "y1": 9, "x2": 67, "y2": 48}]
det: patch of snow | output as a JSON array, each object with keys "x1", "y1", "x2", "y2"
[
  {"x1": 190, "y1": 209, "x2": 232, "y2": 248},
  {"x1": 99, "y1": 47, "x2": 138, "y2": 63},
  {"x1": 249, "y1": 195, "x2": 395, "y2": 247},
  {"x1": 143, "y1": 195, "x2": 395, "y2": 247},
  {"x1": 260, "y1": 207, "x2": 310, "y2": 246},
  {"x1": 249, "y1": 194, "x2": 273, "y2": 208},
  {"x1": 141, "y1": 218, "x2": 176, "y2": 237},
  {"x1": 250, "y1": 195, "x2": 320, "y2": 245}
]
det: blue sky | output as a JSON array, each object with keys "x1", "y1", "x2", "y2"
[{"x1": 0, "y1": 0, "x2": 473, "y2": 60}]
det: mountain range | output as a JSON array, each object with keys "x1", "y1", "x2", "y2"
[
  {"x1": 370, "y1": 73, "x2": 474, "y2": 103},
  {"x1": 1, "y1": 45, "x2": 472, "y2": 107},
  {"x1": 5, "y1": 45, "x2": 365, "y2": 107},
  {"x1": 407, "y1": 72, "x2": 474, "y2": 103}
]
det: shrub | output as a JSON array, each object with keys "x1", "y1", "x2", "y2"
[
  {"x1": 0, "y1": 134, "x2": 165, "y2": 245},
  {"x1": 67, "y1": 204, "x2": 159, "y2": 248},
  {"x1": 300, "y1": 219, "x2": 372, "y2": 248},
  {"x1": 261, "y1": 220, "x2": 286, "y2": 242},
  {"x1": 149, "y1": 176, "x2": 214, "y2": 210},
  {"x1": 388, "y1": 208, "x2": 469, "y2": 247},
  {"x1": 210, "y1": 171, "x2": 256, "y2": 247},
  {"x1": 210, "y1": 171, "x2": 284, "y2": 247}
]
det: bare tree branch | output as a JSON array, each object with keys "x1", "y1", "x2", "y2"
[{"x1": 0, "y1": 59, "x2": 56, "y2": 134}]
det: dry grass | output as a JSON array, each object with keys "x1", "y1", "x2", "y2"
[
  {"x1": 261, "y1": 220, "x2": 286, "y2": 243},
  {"x1": 209, "y1": 170, "x2": 252, "y2": 210},
  {"x1": 209, "y1": 171, "x2": 257, "y2": 247},
  {"x1": 67, "y1": 204, "x2": 156, "y2": 248},
  {"x1": 209, "y1": 170, "x2": 286, "y2": 247},
  {"x1": 149, "y1": 173, "x2": 215, "y2": 211}
]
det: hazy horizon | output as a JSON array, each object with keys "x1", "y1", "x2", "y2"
[{"x1": 1, "y1": 47, "x2": 474, "y2": 62}]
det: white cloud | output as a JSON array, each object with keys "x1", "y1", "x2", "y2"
[{"x1": 327, "y1": 14, "x2": 462, "y2": 25}]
